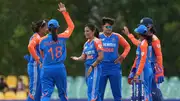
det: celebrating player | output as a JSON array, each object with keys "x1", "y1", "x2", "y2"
[
  {"x1": 27, "y1": 19, "x2": 48, "y2": 101},
  {"x1": 71, "y1": 23, "x2": 103, "y2": 101},
  {"x1": 123, "y1": 25, "x2": 153, "y2": 101},
  {"x1": 39, "y1": 2, "x2": 74, "y2": 101},
  {"x1": 139, "y1": 17, "x2": 164, "y2": 101},
  {"x1": 99, "y1": 17, "x2": 130, "y2": 101}
]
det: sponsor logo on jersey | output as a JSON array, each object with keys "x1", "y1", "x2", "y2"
[{"x1": 103, "y1": 43, "x2": 116, "y2": 47}]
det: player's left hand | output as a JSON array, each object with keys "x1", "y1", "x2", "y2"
[
  {"x1": 114, "y1": 56, "x2": 124, "y2": 64},
  {"x1": 58, "y1": 2, "x2": 66, "y2": 12},
  {"x1": 86, "y1": 66, "x2": 93, "y2": 77}
]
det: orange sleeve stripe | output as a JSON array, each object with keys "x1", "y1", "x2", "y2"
[
  {"x1": 94, "y1": 38, "x2": 103, "y2": 51},
  {"x1": 128, "y1": 34, "x2": 141, "y2": 46},
  {"x1": 136, "y1": 40, "x2": 148, "y2": 75},
  {"x1": 58, "y1": 11, "x2": 75, "y2": 38},
  {"x1": 114, "y1": 33, "x2": 130, "y2": 58},
  {"x1": 28, "y1": 34, "x2": 40, "y2": 61},
  {"x1": 152, "y1": 39, "x2": 163, "y2": 67}
]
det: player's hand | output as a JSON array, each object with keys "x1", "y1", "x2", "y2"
[
  {"x1": 71, "y1": 56, "x2": 79, "y2": 61},
  {"x1": 114, "y1": 56, "x2": 124, "y2": 64},
  {"x1": 122, "y1": 26, "x2": 130, "y2": 36},
  {"x1": 86, "y1": 66, "x2": 93, "y2": 77},
  {"x1": 133, "y1": 74, "x2": 139, "y2": 82},
  {"x1": 128, "y1": 68, "x2": 136, "y2": 84},
  {"x1": 58, "y1": 2, "x2": 66, "y2": 12},
  {"x1": 36, "y1": 60, "x2": 42, "y2": 68}
]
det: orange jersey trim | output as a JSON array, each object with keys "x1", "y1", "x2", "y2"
[
  {"x1": 58, "y1": 11, "x2": 75, "y2": 38},
  {"x1": 128, "y1": 34, "x2": 141, "y2": 46},
  {"x1": 94, "y1": 38, "x2": 103, "y2": 51},
  {"x1": 28, "y1": 33, "x2": 41, "y2": 61},
  {"x1": 136, "y1": 40, "x2": 148, "y2": 75},
  {"x1": 114, "y1": 33, "x2": 130, "y2": 58},
  {"x1": 152, "y1": 35, "x2": 163, "y2": 67}
]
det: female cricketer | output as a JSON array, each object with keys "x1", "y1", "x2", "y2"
[
  {"x1": 139, "y1": 17, "x2": 164, "y2": 101},
  {"x1": 27, "y1": 19, "x2": 47, "y2": 101},
  {"x1": 99, "y1": 17, "x2": 130, "y2": 101},
  {"x1": 71, "y1": 23, "x2": 103, "y2": 101},
  {"x1": 39, "y1": 2, "x2": 74, "y2": 101},
  {"x1": 123, "y1": 25, "x2": 153, "y2": 101}
]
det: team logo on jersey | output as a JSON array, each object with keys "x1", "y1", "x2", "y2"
[
  {"x1": 112, "y1": 38, "x2": 116, "y2": 42},
  {"x1": 157, "y1": 44, "x2": 161, "y2": 48},
  {"x1": 90, "y1": 45, "x2": 93, "y2": 48}
]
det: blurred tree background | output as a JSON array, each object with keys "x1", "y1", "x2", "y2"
[{"x1": 0, "y1": 0, "x2": 179, "y2": 77}]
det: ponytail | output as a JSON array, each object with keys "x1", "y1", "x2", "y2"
[
  {"x1": 142, "y1": 35, "x2": 152, "y2": 46},
  {"x1": 150, "y1": 26, "x2": 156, "y2": 34},
  {"x1": 49, "y1": 24, "x2": 58, "y2": 42}
]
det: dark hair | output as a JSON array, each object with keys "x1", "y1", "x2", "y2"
[
  {"x1": 102, "y1": 17, "x2": 115, "y2": 25},
  {"x1": 85, "y1": 23, "x2": 99, "y2": 38},
  {"x1": 31, "y1": 20, "x2": 47, "y2": 33},
  {"x1": 141, "y1": 34, "x2": 152, "y2": 45},
  {"x1": 149, "y1": 25, "x2": 156, "y2": 34},
  {"x1": 48, "y1": 24, "x2": 58, "y2": 42}
]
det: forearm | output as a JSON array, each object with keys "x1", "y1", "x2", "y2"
[
  {"x1": 28, "y1": 45, "x2": 39, "y2": 61},
  {"x1": 62, "y1": 11, "x2": 75, "y2": 31},
  {"x1": 121, "y1": 44, "x2": 131, "y2": 58},
  {"x1": 92, "y1": 55, "x2": 103, "y2": 67},
  {"x1": 128, "y1": 34, "x2": 140, "y2": 46},
  {"x1": 76, "y1": 54, "x2": 86, "y2": 61}
]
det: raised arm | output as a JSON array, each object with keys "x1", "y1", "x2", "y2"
[
  {"x1": 127, "y1": 34, "x2": 141, "y2": 46},
  {"x1": 58, "y1": 2, "x2": 75, "y2": 38},
  {"x1": 122, "y1": 26, "x2": 141, "y2": 46}
]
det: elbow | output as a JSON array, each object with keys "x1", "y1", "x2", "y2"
[
  {"x1": 71, "y1": 23, "x2": 75, "y2": 30},
  {"x1": 28, "y1": 45, "x2": 33, "y2": 52},
  {"x1": 127, "y1": 45, "x2": 131, "y2": 52}
]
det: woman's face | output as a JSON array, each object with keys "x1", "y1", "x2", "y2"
[{"x1": 84, "y1": 26, "x2": 94, "y2": 39}]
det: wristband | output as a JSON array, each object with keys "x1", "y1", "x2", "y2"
[{"x1": 91, "y1": 65, "x2": 95, "y2": 68}]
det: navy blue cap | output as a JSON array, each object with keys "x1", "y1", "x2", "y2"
[
  {"x1": 134, "y1": 25, "x2": 148, "y2": 35},
  {"x1": 140, "y1": 17, "x2": 153, "y2": 26},
  {"x1": 48, "y1": 19, "x2": 60, "y2": 28}
]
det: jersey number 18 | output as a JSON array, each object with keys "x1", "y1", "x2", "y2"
[{"x1": 48, "y1": 46, "x2": 62, "y2": 60}]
